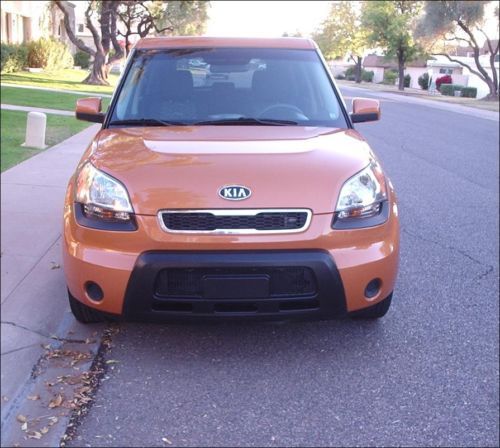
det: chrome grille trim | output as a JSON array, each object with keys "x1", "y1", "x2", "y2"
[{"x1": 157, "y1": 208, "x2": 312, "y2": 234}]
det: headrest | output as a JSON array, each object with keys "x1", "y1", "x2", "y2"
[
  {"x1": 156, "y1": 70, "x2": 193, "y2": 101},
  {"x1": 252, "y1": 67, "x2": 295, "y2": 101}
]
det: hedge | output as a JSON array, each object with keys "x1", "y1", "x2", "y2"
[
  {"x1": 436, "y1": 74, "x2": 452, "y2": 91},
  {"x1": 361, "y1": 70, "x2": 374, "y2": 82},
  {"x1": 460, "y1": 87, "x2": 477, "y2": 98},
  {"x1": 27, "y1": 38, "x2": 73, "y2": 71},
  {"x1": 1, "y1": 43, "x2": 29, "y2": 73},
  {"x1": 418, "y1": 72, "x2": 430, "y2": 90},
  {"x1": 440, "y1": 84, "x2": 465, "y2": 96},
  {"x1": 345, "y1": 66, "x2": 374, "y2": 82},
  {"x1": 404, "y1": 74, "x2": 411, "y2": 88},
  {"x1": 382, "y1": 69, "x2": 398, "y2": 84},
  {"x1": 74, "y1": 50, "x2": 91, "y2": 69}
]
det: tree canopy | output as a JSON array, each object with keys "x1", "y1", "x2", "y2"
[
  {"x1": 55, "y1": 0, "x2": 210, "y2": 85},
  {"x1": 361, "y1": 0, "x2": 422, "y2": 90},
  {"x1": 312, "y1": 2, "x2": 368, "y2": 82},
  {"x1": 416, "y1": 1, "x2": 499, "y2": 99}
]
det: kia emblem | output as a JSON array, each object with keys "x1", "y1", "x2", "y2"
[{"x1": 218, "y1": 185, "x2": 252, "y2": 201}]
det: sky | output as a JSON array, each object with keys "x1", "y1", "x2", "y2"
[{"x1": 205, "y1": 1, "x2": 331, "y2": 38}]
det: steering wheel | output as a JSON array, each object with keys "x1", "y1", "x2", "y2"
[{"x1": 258, "y1": 103, "x2": 309, "y2": 121}]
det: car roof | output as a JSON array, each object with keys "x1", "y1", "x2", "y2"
[{"x1": 134, "y1": 36, "x2": 317, "y2": 50}]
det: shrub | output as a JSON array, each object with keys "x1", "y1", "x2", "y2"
[
  {"x1": 404, "y1": 74, "x2": 411, "y2": 88},
  {"x1": 460, "y1": 87, "x2": 477, "y2": 98},
  {"x1": 74, "y1": 50, "x2": 90, "y2": 69},
  {"x1": 345, "y1": 66, "x2": 356, "y2": 81},
  {"x1": 436, "y1": 74, "x2": 452, "y2": 91},
  {"x1": 27, "y1": 38, "x2": 73, "y2": 71},
  {"x1": 440, "y1": 84, "x2": 465, "y2": 96},
  {"x1": 345, "y1": 67, "x2": 374, "y2": 82},
  {"x1": 361, "y1": 70, "x2": 374, "y2": 82},
  {"x1": 335, "y1": 73, "x2": 346, "y2": 80},
  {"x1": 418, "y1": 72, "x2": 430, "y2": 90},
  {"x1": 1, "y1": 43, "x2": 29, "y2": 73},
  {"x1": 382, "y1": 69, "x2": 398, "y2": 85}
]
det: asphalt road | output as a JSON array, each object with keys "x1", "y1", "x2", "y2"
[{"x1": 69, "y1": 88, "x2": 499, "y2": 447}]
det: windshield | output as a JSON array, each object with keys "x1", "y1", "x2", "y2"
[{"x1": 110, "y1": 47, "x2": 348, "y2": 128}]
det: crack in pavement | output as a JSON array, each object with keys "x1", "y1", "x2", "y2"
[
  {"x1": 1, "y1": 235, "x2": 61, "y2": 306},
  {"x1": 395, "y1": 142, "x2": 493, "y2": 192},
  {"x1": 1, "y1": 343, "x2": 42, "y2": 357},
  {"x1": 402, "y1": 228, "x2": 495, "y2": 281},
  {"x1": 1, "y1": 321, "x2": 88, "y2": 344}
]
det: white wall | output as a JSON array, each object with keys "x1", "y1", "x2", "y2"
[
  {"x1": 364, "y1": 67, "x2": 384, "y2": 83},
  {"x1": 404, "y1": 67, "x2": 426, "y2": 89}
]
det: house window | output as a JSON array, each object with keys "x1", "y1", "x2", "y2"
[
  {"x1": 439, "y1": 68, "x2": 453, "y2": 75},
  {"x1": 78, "y1": 24, "x2": 84, "y2": 33}
]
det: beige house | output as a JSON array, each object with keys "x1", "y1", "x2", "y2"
[
  {"x1": 1, "y1": 0, "x2": 76, "y2": 51},
  {"x1": 362, "y1": 54, "x2": 428, "y2": 89}
]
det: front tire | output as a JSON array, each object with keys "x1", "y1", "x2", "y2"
[
  {"x1": 68, "y1": 289, "x2": 105, "y2": 324},
  {"x1": 349, "y1": 293, "x2": 392, "y2": 319}
]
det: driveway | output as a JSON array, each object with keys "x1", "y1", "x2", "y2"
[{"x1": 65, "y1": 87, "x2": 499, "y2": 447}]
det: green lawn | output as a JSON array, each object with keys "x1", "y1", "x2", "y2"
[
  {"x1": 1, "y1": 109, "x2": 91, "y2": 172},
  {"x1": 1, "y1": 69, "x2": 118, "y2": 95},
  {"x1": 1, "y1": 86, "x2": 111, "y2": 111}
]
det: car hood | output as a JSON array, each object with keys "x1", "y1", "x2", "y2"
[{"x1": 88, "y1": 126, "x2": 373, "y2": 215}]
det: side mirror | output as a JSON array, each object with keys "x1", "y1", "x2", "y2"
[
  {"x1": 76, "y1": 97, "x2": 105, "y2": 123},
  {"x1": 351, "y1": 98, "x2": 380, "y2": 123}
]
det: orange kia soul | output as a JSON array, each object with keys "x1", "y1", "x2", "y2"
[{"x1": 65, "y1": 37, "x2": 399, "y2": 323}]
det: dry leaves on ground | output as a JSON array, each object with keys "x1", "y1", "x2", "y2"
[{"x1": 48, "y1": 393, "x2": 64, "y2": 409}]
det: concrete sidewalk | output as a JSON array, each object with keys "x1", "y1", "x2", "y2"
[
  {"x1": 1, "y1": 124, "x2": 104, "y2": 447},
  {"x1": 1, "y1": 104, "x2": 74, "y2": 116},
  {"x1": 340, "y1": 84, "x2": 499, "y2": 121},
  {"x1": 1, "y1": 83, "x2": 113, "y2": 98}
]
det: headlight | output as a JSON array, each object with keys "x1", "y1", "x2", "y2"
[
  {"x1": 74, "y1": 163, "x2": 136, "y2": 229},
  {"x1": 333, "y1": 160, "x2": 388, "y2": 228}
]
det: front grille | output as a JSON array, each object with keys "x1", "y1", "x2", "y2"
[
  {"x1": 154, "y1": 267, "x2": 317, "y2": 299},
  {"x1": 159, "y1": 209, "x2": 311, "y2": 233}
]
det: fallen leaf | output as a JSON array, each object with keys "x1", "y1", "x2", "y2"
[
  {"x1": 28, "y1": 394, "x2": 40, "y2": 401},
  {"x1": 48, "y1": 416, "x2": 58, "y2": 426},
  {"x1": 48, "y1": 394, "x2": 64, "y2": 408},
  {"x1": 162, "y1": 437, "x2": 172, "y2": 445},
  {"x1": 16, "y1": 414, "x2": 27, "y2": 423},
  {"x1": 27, "y1": 431, "x2": 42, "y2": 439},
  {"x1": 40, "y1": 427, "x2": 49, "y2": 434},
  {"x1": 50, "y1": 262, "x2": 60, "y2": 270},
  {"x1": 21, "y1": 422, "x2": 28, "y2": 431}
]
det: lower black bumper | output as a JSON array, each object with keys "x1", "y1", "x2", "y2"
[{"x1": 123, "y1": 250, "x2": 347, "y2": 322}]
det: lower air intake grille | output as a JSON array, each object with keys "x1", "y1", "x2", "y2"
[{"x1": 155, "y1": 266, "x2": 317, "y2": 299}]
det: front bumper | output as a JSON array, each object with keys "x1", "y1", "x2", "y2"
[
  {"x1": 63, "y1": 186, "x2": 399, "y2": 320},
  {"x1": 123, "y1": 250, "x2": 346, "y2": 322}
]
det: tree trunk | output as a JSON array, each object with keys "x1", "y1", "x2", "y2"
[
  {"x1": 84, "y1": 52, "x2": 110, "y2": 86},
  {"x1": 398, "y1": 52, "x2": 405, "y2": 91},
  {"x1": 355, "y1": 57, "x2": 362, "y2": 83}
]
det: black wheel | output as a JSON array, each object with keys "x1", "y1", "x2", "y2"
[
  {"x1": 68, "y1": 289, "x2": 105, "y2": 324},
  {"x1": 350, "y1": 293, "x2": 392, "y2": 319}
]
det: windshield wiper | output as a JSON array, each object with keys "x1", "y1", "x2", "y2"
[
  {"x1": 193, "y1": 117, "x2": 299, "y2": 126},
  {"x1": 109, "y1": 118, "x2": 188, "y2": 127}
]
